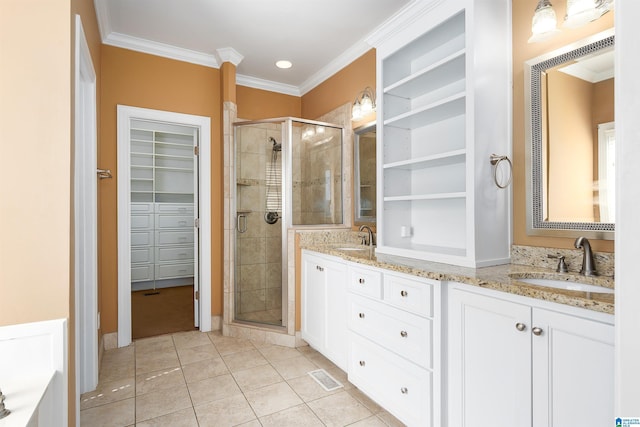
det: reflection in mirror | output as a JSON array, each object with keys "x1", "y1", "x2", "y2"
[
  {"x1": 525, "y1": 29, "x2": 614, "y2": 239},
  {"x1": 354, "y1": 122, "x2": 376, "y2": 224}
]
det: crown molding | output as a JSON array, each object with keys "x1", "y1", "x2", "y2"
[
  {"x1": 94, "y1": 0, "x2": 112, "y2": 41},
  {"x1": 236, "y1": 74, "x2": 301, "y2": 96},
  {"x1": 365, "y1": 0, "x2": 445, "y2": 47},
  {"x1": 104, "y1": 32, "x2": 219, "y2": 68},
  {"x1": 215, "y1": 47, "x2": 244, "y2": 66}
]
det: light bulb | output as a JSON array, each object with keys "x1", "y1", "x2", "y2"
[
  {"x1": 563, "y1": 0, "x2": 602, "y2": 28},
  {"x1": 528, "y1": 0, "x2": 560, "y2": 43}
]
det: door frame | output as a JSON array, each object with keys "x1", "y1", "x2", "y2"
[
  {"x1": 74, "y1": 14, "x2": 98, "y2": 400},
  {"x1": 117, "y1": 105, "x2": 212, "y2": 347}
]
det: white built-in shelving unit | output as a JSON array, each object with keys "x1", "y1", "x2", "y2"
[{"x1": 370, "y1": 0, "x2": 512, "y2": 267}]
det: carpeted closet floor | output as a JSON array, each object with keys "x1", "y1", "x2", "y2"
[{"x1": 131, "y1": 285, "x2": 196, "y2": 339}]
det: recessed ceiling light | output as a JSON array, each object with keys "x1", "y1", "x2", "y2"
[{"x1": 276, "y1": 60, "x2": 292, "y2": 69}]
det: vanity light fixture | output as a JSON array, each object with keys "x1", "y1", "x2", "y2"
[
  {"x1": 528, "y1": 0, "x2": 560, "y2": 43},
  {"x1": 351, "y1": 87, "x2": 376, "y2": 121},
  {"x1": 563, "y1": 0, "x2": 612, "y2": 28},
  {"x1": 275, "y1": 60, "x2": 292, "y2": 69}
]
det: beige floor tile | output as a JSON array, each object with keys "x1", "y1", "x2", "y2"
[
  {"x1": 376, "y1": 410, "x2": 407, "y2": 427},
  {"x1": 258, "y1": 344, "x2": 302, "y2": 362},
  {"x1": 135, "y1": 383, "x2": 192, "y2": 422},
  {"x1": 271, "y1": 355, "x2": 318, "y2": 380},
  {"x1": 286, "y1": 374, "x2": 342, "y2": 402},
  {"x1": 348, "y1": 415, "x2": 389, "y2": 426},
  {"x1": 232, "y1": 364, "x2": 283, "y2": 391},
  {"x1": 135, "y1": 349, "x2": 180, "y2": 375},
  {"x1": 80, "y1": 376, "x2": 135, "y2": 410},
  {"x1": 236, "y1": 420, "x2": 262, "y2": 427},
  {"x1": 347, "y1": 387, "x2": 384, "y2": 414},
  {"x1": 134, "y1": 335, "x2": 175, "y2": 355},
  {"x1": 80, "y1": 397, "x2": 135, "y2": 427},
  {"x1": 181, "y1": 356, "x2": 229, "y2": 384},
  {"x1": 186, "y1": 373, "x2": 242, "y2": 406},
  {"x1": 259, "y1": 403, "x2": 324, "y2": 427},
  {"x1": 211, "y1": 335, "x2": 256, "y2": 356},
  {"x1": 177, "y1": 343, "x2": 219, "y2": 365},
  {"x1": 136, "y1": 366, "x2": 185, "y2": 396},
  {"x1": 99, "y1": 347, "x2": 135, "y2": 383},
  {"x1": 307, "y1": 390, "x2": 373, "y2": 427},
  {"x1": 244, "y1": 381, "x2": 303, "y2": 417},
  {"x1": 194, "y1": 394, "x2": 257, "y2": 427},
  {"x1": 135, "y1": 407, "x2": 199, "y2": 427},
  {"x1": 221, "y1": 349, "x2": 269, "y2": 372},
  {"x1": 172, "y1": 330, "x2": 213, "y2": 349}
]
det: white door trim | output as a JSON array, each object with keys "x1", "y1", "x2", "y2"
[
  {"x1": 117, "y1": 105, "x2": 212, "y2": 347},
  {"x1": 74, "y1": 13, "x2": 98, "y2": 405}
]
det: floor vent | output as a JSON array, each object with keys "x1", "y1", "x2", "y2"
[{"x1": 308, "y1": 369, "x2": 343, "y2": 392}]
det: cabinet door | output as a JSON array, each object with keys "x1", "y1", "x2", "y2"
[
  {"x1": 532, "y1": 308, "x2": 614, "y2": 427},
  {"x1": 324, "y1": 260, "x2": 348, "y2": 371},
  {"x1": 301, "y1": 254, "x2": 327, "y2": 351},
  {"x1": 448, "y1": 287, "x2": 532, "y2": 427}
]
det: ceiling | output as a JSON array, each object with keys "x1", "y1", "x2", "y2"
[{"x1": 94, "y1": 0, "x2": 413, "y2": 95}]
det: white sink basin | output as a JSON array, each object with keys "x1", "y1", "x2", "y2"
[{"x1": 517, "y1": 278, "x2": 614, "y2": 294}]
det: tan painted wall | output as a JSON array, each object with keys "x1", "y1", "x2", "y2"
[
  {"x1": 237, "y1": 85, "x2": 301, "y2": 119},
  {"x1": 512, "y1": 0, "x2": 614, "y2": 252},
  {"x1": 99, "y1": 45, "x2": 223, "y2": 332},
  {"x1": 301, "y1": 49, "x2": 376, "y2": 120}
]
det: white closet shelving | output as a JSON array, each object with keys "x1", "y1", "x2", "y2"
[
  {"x1": 130, "y1": 121, "x2": 197, "y2": 287},
  {"x1": 371, "y1": 0, "x2": 511, "y2": 267}
]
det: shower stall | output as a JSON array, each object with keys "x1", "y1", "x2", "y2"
[{"x1": 233, "y1": 118, "x2": 344, "y2": 327}]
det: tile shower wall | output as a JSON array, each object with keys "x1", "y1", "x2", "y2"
[{"x1": 236, "y1": 123, "x2": 283, "y2": 323}]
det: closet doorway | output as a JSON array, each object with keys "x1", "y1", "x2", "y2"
[{"x1": 117, "y1": 106, "x2": 212, "y2": 347}]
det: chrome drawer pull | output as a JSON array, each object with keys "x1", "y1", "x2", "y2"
[
  {"x1": 400, "y1": 387, "x2": 408, "y2": 394},
  {"x1": 358, "y1": 278, "x2": 365, "y2": 284},
  {"x1": 515, "y1": 322, "x2": 526, "y2": 332},
  {"x1": 532, "y1": 327, "x2": 543, "y2": 336},
  {"x1": 358, "y1": 312, "x2": 365, "y2": 319},
  {"x1": 316, "y1": 266, "x2": 324, "y2": 272},
  {"x1": 400, "y1": 331, "x2": 408, "y2": 338},
  {"x1": 400, "y1": 290, "x2": 408, "y2": 297},
  {"x1": 359, "y1": 360, "x2": 366, "y2": 367}
]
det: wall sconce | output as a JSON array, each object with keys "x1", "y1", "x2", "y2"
[
  {"x1": 352, "y1": 87, "x2": 376, "y2": 121},
  {"x1": 528, "y1": 0, "x2": 613, "y2": 43}
]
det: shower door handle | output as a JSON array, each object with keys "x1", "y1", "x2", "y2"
[{"x1": 237, "y1": 214, "x2": 248, "y2": 233}]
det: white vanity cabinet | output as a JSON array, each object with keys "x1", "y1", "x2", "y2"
[
  {"x1": 448, "y1": 283, "x2": 614, "y2": 427},
  {"x1": 369, "y1": 0, "x2": 511, "y2": 267},
  {"x1": 348, "y1": 267, "x2": 442, "y2": 427},
  {"x1": 300, "y1": 250, "x2": 348, "y2": 371}
]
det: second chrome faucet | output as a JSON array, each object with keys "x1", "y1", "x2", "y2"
[{"x1": 359, "y1": 225, "x2": 376, "y2": 247}]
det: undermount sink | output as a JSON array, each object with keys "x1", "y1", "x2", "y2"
[{"x1": 515, "y1": 277, "x2": 614, "y2": 294}]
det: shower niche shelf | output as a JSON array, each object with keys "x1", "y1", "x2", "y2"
[{"x1": 236, "y1": 178, "x2": 256, "y2": 186}]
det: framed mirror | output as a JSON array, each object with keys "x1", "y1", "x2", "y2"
[
  {"x1": 525, "y1": 29, "x2": 614, "y2": 240},
  {"x1": 354, "y1": 122, "x2": 376, "y2": 224}
]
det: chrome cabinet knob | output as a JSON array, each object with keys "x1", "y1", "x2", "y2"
[
  {"x1": 359, "y1": 360, "x2": 366, "y2": 367},
  {"x1": 532, "y1": 327, "x2": 543, "y2": 336},
  {"x1": 400, "y1": 387, "x2": 408, "y2": 394},
  {"x1": 400, "y1": 290, "x2": 408, "y2": 297},
  {"x1": 515, "y1": 322, "x2": 526, "y2": 332},
  {"x1": 400, "y1": 331, "x2": 408, "y2": 338},
  {"x1": 358, "y1": 312, "x2": 365, "y2": 319},
  {"x1": 316, "y1": 266, "x2": 324, "y2": 272},
  {"x1": 358, "y1": 278, "x2": 365, "y2": 284}
]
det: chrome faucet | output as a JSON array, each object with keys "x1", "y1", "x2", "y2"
[
  {"x1": 574, "y1": 236, "x2": 597, "y2": 276},
  {"x1": 359, "y1": 225, "x2": 376, "y2": 247}
]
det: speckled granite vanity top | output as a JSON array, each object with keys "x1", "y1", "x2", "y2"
[{"x1": 301, "y1": 243, "x2": 615, "y2": 315}]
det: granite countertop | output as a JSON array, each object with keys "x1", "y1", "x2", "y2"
[{"x1": 301, "y1": 243, "x2": 615, "y2": 315}]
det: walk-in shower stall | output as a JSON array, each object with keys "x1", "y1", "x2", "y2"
[{"x1": 233, "y1": 118, "x2": 344, "y2": 327}]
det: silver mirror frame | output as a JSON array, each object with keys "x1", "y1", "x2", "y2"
[{"x1": 524, "y1": 29, "x2": 615, "y2": 240}]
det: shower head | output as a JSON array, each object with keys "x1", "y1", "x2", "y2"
[{"x1": 269, "y1": 137, "x2": 282, "y2": 152}]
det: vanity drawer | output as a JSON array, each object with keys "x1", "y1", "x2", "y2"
[
  {"x1": 349, "y1": 333, "x2": 432, "y2": 427},
  {"x1": 349, "y1": 294, "x2": 432, "y2": 369},
  {"x1": 156, "y1": 230, "x2": 194, "y2": 245},
  {"x1": 156, "y1": 263, "x2": 194, "y2": 279},
  {"x1": 131, "y1": 231, "x2": 154, "y2": 246},
  {"x1": 156, "y1": 246, "x2": 194, "y2": 262},
  {"x1": 131, "y1": 202, "x2": 154, "y2": 213},
  {"x1": 348, "y1": 265, "x2": 382, "y2": 299},
  {"x1": 131, "y1": 264, "x2": 154, "y2": 282},
  {"x1": 131, "y1": 214, "x2": 153, "y2": 229},
  {"x1": 384, "y1": 273, "x2": 435, "y2": 317},
  {"x1": 156, "y1": 214, "x2": 193, "y2": 229},
  {"x1": 155, "y1": 203, "x2": 194, "y2": 215},
  {"x1": 131, "y1": 246, "x2": 153, "y2": 264}
]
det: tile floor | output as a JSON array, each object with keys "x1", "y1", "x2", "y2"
[{"x1": 80, "y1": 330, "x2": 405, "y2": 426}]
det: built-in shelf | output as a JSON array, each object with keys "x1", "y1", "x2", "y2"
[
  {"x1": 384, "y1": 92, "x2": 465, "y2": 130},
  {"x1": 236, "y1": 179, "x2": 255, "y2": 186},
  {"x1": 384, "y1": 192, "x2": 466, "y2": 202},
  {"x1": 384, "y1": 149, "x2": 466, "y2": 170}
]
